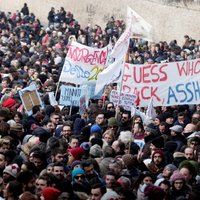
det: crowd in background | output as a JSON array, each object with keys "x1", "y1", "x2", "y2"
[{"x1": 0, "y1": 3, "x2": 199, "y2": 200}]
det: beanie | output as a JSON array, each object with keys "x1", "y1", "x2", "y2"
[
  {"x1": 117, "y1": 176, "x2": 131, "y2": 190},
  {"x1": 151, "y1": 136, "x2": 164, "y2": 149},
  {"x1": 89, "y1": 144, "x2": 103, "y2": 158},
  {"x1": 68, "y1": 147, "x2": 85, "y2": 160},
  {"x1": 80, "y1": 142, "x2": 91, "y2": 151},
  {"x1": 101, "y1": 191, "x2": 119, "y2": 200},
  {"x1": 42, "y1": 187, "x2": 60, "y2": 200},
  {"x1": 71, "y1": 160, "x2": 81, "y2": 170},
  {"x1": 2, "y1": 98, "x2": 16, "y2": 108},
  {"x1": 90, "y1": 124, "x2": 102, "y2": 134},
  {"x1": 152, "y1": 150, "x2": 164, "y2": 159},
  {"x1": 108, "y1": 117, "x2": 118, "y2": 127},
  {"x1": 3, "y1": 163, "x2": 19, "y2": 178},
  {"x1": 122, "y1": 154, "x2": 136, "y2": 168},
  {"x1": 72, "y1": 167, "x2": 85, "y2": 180},
  {"x1": 165, "y1": 164, "x2": 177, "y2": 173},
  {"x1": 170, "y1": 170, "x2": 185, "y2": 183},
  {"x1": 144, "y1": 184, "x2": 165, "y2": 200}
]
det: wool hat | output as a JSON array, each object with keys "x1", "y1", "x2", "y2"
[
  {"x1": 151, "y1": 136, "x2": 164, "y2": 149},
  {"x1": 108, "y1": 117, "x2": 118, "y2": 127},
  {"x1": 90, "y1": 124, "x2": 102, "y2": 134},
  {"x1": 80, "y1": 142, "x2": 91, "y2": 151},
  {"x1": 122, "y1": 154, "x2": 136, "y2": 168},
  {"x1": 152, "y1": 150, "x2": 165, "y2": 159},
  {"x1": 145, "y1": 123, "x2": 158, "y2": 135},
  {"x1": 2, "y1": 98, "x2": 16, "y2": 108},
  {"x1": 68, "y1": 147, "x2": 85, "y2": 160},
  {"x1": 3, "y1": 163, "x2": 19, "y2": 178},
  {"x1": 72, "y1": 167, "x2": 85, "y2": 180},
  {"x1": 101, "y1": 191, "x2": 119, "y2": 200},
  {"x1": 117, "y1": 176, "x2": 131, "y2": 190},
  {"x1": 71, "y1": 160, "x2": 81, "y2": 170},
  {"x1": 42, "y1": 187, "x2": 60, "y2": 200},
  {"x1": 165, "y1": 164, "x2": 177, "y2": 173},
  {"x1": 170, "y1": 170, "x2": 185, "y2": 183},
  {"x1": 170, "y1": 125, "x2": 183, "y2": 133},
  {"x1": 144, "y1": 184, "x2": 165, "y2": 200},
  {"x1": 89, "y1": 144, "x2": 103, "y2": 158}
]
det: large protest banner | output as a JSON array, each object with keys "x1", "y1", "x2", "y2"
[
  {"x1": 110, "y1": 90, "x2": 137, "y2": 111},
  {"x1": 122, "y1": 59, "x2": 200, "y2": 107},
  {"x1": 19, "y1": 84, "x2": 44, "y2": 116},
  {"x1": 59, "y1": 42, "x2": 111, "y2": 85},
  {"x1": 59, "y1": 85, "x2": 82, "y2": 107}
]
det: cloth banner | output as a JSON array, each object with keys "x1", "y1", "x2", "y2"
[
  {"x1": 59, "y1": 42, "x2": 111, "y2": 85},
  {"x1": 122, "y1": 59, "x2": 200, "y2": 107}
]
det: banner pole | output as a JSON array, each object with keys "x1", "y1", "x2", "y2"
[{"x1": 115, "y1": 57, "x2": 126, "y2": 118}]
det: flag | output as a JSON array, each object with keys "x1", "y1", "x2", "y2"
[
  {"x1": 127, "y1": 6, "x2": 152, "y2": 41},
  {"x1": 146, "y1": 97, "x2": 157, "y2": 120},
  {"x1": 95, "y1": 25, "x2": 132, "y2": 94},
  {"x1": 95, "y1": 55, "x2": 125, "y2": 94}
]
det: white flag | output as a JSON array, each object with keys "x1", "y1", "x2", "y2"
[
  {"x1": 146, "y1": 97, "x2": 157, "y2": 120},
  {"x1": 95, "y1": 55, "x2": 125, "y2": 94},
  {"x1": 127, "y1": 6, "x2": 152, "y2": 41}
]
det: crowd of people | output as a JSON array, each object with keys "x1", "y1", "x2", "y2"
[{"x1": 0, "y1": 2, "x2": 199, "y2": 200}]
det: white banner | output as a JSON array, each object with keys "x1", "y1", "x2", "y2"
[
  {"x1": 110, "y1": 90, "x2": 137, "y2": 111},
  {"x1": 59, "y1": 42, "x2": 111, "y2": 85},
  {"x1": 122, "y1": 59, "x2": 200, "y2": 107}
]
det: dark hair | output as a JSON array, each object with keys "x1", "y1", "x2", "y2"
[
  {"x1": 51, "y1": 148, "x2": 64, "y2": 157},
  {"x1": 7, "y1": 180, "x2": 23, "y2": 198},
  {"x1": 32, "y1": 105, "x2": 41, "y2": 115},
  {"x1": 81, "y1": 159, "x2": 93, "y2": 169},
  {"x1": 91, "y1": 183, "x2": 107, "y2": 195},
  {"x1": 17, "y1": 170, "x2": 35, "y2": 184}
]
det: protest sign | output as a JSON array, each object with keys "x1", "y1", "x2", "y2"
[
  {"x1": 122, "y1": 59, "x2": 200, "y2": 107},
  {"x1": 59, "y1": 42, "x2": 111, "y2": 85},
  {"x1": 110, "y1": 90, "x2": 137, "y2": 111},
  {"x1": 19, "y1": 84, "x2": 43, "y2": 116},
  {"x1": 59, "y1": 85, "x2": 82, "y2": 106}
]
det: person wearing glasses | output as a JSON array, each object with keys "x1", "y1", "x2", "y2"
[{"x1": 71, "y1": 167, "x2": 90, "y2": 195}]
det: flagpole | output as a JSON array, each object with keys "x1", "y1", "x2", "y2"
[{"x1": 115, "y1": 56, "x2": 126, "y2": 118}]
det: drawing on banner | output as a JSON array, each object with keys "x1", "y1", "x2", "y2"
[
  {"x1": 110, "y1": 90, "x2": 137, "y2": 111},
  {"x1": 59, "y1": 85, "x2": 82, "y2": 107},
  {"x1": 122, "y1": 59, "x2": 200, "y2": 107},
  {"x1": 19, "y1": 84, "x2": 44, "y2": 116}
]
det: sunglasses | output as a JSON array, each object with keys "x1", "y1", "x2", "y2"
[
  {"x1": 74, "y1": 175, "x2": 85, "y2": 180},
  {"x1": 109, "y1": 126, "x2": 118, "y2": 129},
  {"x1": 107, "y1": 106, "x2": 114, "y2": 109}
]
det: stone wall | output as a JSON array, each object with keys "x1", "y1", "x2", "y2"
[{"x1": 1, "y1": 0, "x2": 200, "y2": 44}]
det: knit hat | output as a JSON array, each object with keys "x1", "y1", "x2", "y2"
[
  {"x1": 42, "y1": 187, "x2": 60, "y2": 200},
  {"x1": 101, "y1": 191, "x2": 119, "y2": 200},
  {"x1": 152, "y1": 150, "x2": 165, "y2": 159},
  {"x1": 2, "y1": 98, "x2": 16, "y2": 108},
  {"x1": 3, "y1": 163, "x2": 19, "y2": 178},
  {"x1": 68, "y1": 147, "x2": 85, "y2": 160},
  {"x1": 151, "y1": 136, "x2": 164, "y2": 149},
  {"x1": 165, "y1": 164, "x2": 177, "y2": 173},
  {"x1": 108, "y1": 117, "x2": 118, "y2": 127},
  {"x1": 122, "y1": 154, "x2": 136, "y2": 168},
  {"x1": 145, "y1": 123, "x2": 158, "y2": 135},
  {"x1": 80, "y1": 142, "x2": 91, "y2": 151},
  {"x1": 90, "y1": 124, "x2": 102, "y2": 134},
  {"x1": 72, "y1": 167, "x2": 85, "y2": 180},
  {"x1": 89, "y1": 144, "x2": 103, "y2": 158},
  {"x1": 144, "y1": 184, "x2": 165, "y2": 200},
  {"x1": 170, "y1": 170, "x2": 185, "y2": 183},
  {"x1": 71, "y1": 160, "x2": 81, "y2": 170},
  {"x1": 117, "y1": 176, "x2": 131, "y2": 190},
  {"x1": 170, "y1": 125, "x2": 183, "y2": 133}
]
